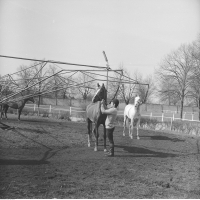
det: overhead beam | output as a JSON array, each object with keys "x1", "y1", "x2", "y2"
[{"x1": 0, "y1": 55, "x2": 107, "y2": 69}]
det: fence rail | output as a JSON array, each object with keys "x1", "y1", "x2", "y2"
[
  {"x1": 22, "y1": 104, "x2": 200, "y2": 123},
  {"x1": 24, "y1": 104, "x2": 85, "y2": 116}
]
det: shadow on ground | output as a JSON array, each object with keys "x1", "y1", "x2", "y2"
[
  {"x1": 115, "y1": 145, "x2": 177, "y2": 158},
  {"x1": 0, "y1": 159, "x2": 49, "y2": 165}
]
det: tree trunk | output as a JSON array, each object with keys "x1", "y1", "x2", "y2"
[
  {"x1": 55, "y1": 91, "x2": 58, "y2": 106},
  {"x1": 37, "y1": 95, "x2": 41, "y2": 116},
  {"x1": 198, "y1": 98, "x2": 200, "y2": 121},
  {"x1": 180, "y1": 98, "x2": 184, "y2": 119}
]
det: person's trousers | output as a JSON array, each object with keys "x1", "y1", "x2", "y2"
[{"x1": 106, "y1": 127, "x2": 115, "y2": 155}]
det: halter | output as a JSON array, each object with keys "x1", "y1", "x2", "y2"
[
  {"x1": 134, "y1": 96, "x2": 142, "y2": 107},
  {"x1": 93, "y1": 84, "x2": 107, "y2": 103}
]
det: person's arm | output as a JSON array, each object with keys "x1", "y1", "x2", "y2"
[
  {"x1": 101, "y1": 103, "x2": 115, "y2": 115},
  {"x1": 101, "y1": 101, "x2": 106, "y2": 113}
]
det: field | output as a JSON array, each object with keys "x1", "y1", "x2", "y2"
[{"x1": 0, "y1": 114, "x2": 200, "y2": 198}]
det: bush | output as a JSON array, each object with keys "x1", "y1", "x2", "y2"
[
  {"x1": 116, "y1": 115, "x2": 159, "y2": 129},
  {"x1": 78, "y1": 112, "x2": 86, "y2": 119},
  {"x1": 171, "y1": 120, "x2": 200, "y2": 136},
  {"x1": 22, "y1": 110, "x2": 29, "y2": 116},
  {"x1": 42, "y1": 111, "x2": 49, "y2": 117},
  {"x1": 116, "y1": 115, "x2": 200, "y2": 136},
  {"x1": 58, "y1": 112, "x2": 71, "y2": 120},
  {"x1": 28, "y1": 111, "x2": 38, "y2": 116}
]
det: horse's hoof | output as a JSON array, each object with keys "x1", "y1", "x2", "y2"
[
  {"x1": 130, "y1": 136, "x2": 133, "y2": 139},
  {"x1": 137, "y1": 137, "x2": 140, "y2": 140},
  {"x1": 88, "y1": 144, "x2": 91, "y2": 147},
  {"x1": 123, "y1": 133, "x2": 125, "y2": 136},
  {"x1": 104, "y1": 149, "x2": 107, "y2": 152}
]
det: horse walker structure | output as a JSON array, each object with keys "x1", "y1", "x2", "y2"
[{"x1": 0, "y1": 53, "x2": 149, "y2": 151}]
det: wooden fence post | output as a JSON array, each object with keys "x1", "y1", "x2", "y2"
[
  {"x1": 49, "y1": 105, "x2": 51, "y2": 113},
  {"x1": 170, "y1": 118, "x2": 172, "y2": 130}
]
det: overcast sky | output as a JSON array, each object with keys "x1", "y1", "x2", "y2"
[{"x1": 0, "y1": 0, "x2": 200, "y2": 78}]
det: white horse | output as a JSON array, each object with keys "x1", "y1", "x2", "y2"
[{"x1": 123, "y1": 95, "x2": 142, "y2": 139}]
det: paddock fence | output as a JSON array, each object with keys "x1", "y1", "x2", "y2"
[{"x1": 20, "y1": 104, "x2": 200, "y2": 124}]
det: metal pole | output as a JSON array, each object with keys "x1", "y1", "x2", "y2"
[
  {"x1": 106, "y1": 69, "x2": 109, "y2": 91},
  {"x1": 0, "y1": 54, "x2": 108, "y2": 69},
  {"x1": 103, "y1": 51, "x2": 110, "y2": 91},
  {"x1": 0, "y1": 69, "x2": 63, "y2": 103}
]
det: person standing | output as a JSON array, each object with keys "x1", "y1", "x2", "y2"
[{"x1": 101, "y1": 99, "x2": 119, "y2": 157}]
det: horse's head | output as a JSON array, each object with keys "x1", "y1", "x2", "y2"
[
  {"x1": 28, "y1": 97, "x2": 34, "y2": 103},
  {"x1": 93, "y1": 83, "x2": 107, "y2": 103},
  {"x1": 134, "y1": 95, "x2": 142, "y2": 107}
]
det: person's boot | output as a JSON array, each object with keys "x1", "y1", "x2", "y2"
[{"x1": 105, "y1": 147, "x2": 114, "y2": 157}]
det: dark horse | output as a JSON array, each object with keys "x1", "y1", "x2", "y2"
[
  {"x1": 86, "y1": 84, "x2": 107, "y2": 152},
  {"x1": 0, "y1": 97, "x2": 34, "y2": 120}
]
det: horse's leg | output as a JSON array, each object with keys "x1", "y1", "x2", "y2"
[
  {"x1": 136, "y1": 117, "x2": 140, "y2": 140},
  {"x1": 0, "y1": 105, "x2": 3, "y2": 119},
  {"x1": 94, "y1": 123, "x2": 100, "y2": 152},
  {"x1": 87, "y1": 118, "x2": 92, "y2": 147},
  {"x1": 129, "y1": 118, "x2": 133, "y2": 139},
  {"x1": 18, "y1": 108, "x2": 22, "y2": 121},
  {"x1": 90, "y1": 120, "x2": 93, "y2": 141},
  {"x1": 4, "y1": 106, "x2": 8, "y2": 120},
  {"x1": 123, "y1": 115, "x2": 127, "y2": 136},
  {"x1": 103, "y1": 123, "x2": 107, "y2": 152}
]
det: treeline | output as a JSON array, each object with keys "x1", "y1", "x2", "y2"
[
  {"x1": 0, "y1": 35, "x2": 199, "y2": 120},
  {"x1": 155, "y1": 34, "x2": 200, "y2": 119}
]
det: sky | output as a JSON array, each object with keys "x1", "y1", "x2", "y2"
[{"x1": 0, "y1": 0, "x2": 200, "y2": 78}]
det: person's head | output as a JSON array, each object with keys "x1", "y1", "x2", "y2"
[{"x1": 111, "y1": 99, "x2": 119, "y2": 108}]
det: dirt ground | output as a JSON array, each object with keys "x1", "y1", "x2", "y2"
[{"x1": 0, "y1": 114, "x2": 200, "y2": 199}]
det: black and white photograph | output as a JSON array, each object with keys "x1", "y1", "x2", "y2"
[{"x1": 0, "y1": 0, "x2": 200, "y2": 198}]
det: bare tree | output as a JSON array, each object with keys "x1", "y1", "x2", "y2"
[
  {"x1": 0, "y1": 75, "x2": 13, "y2": 98},
  {"x1": 75, "y1": 72, "x2": 96, "y2": 100},
  {"x1": 57, "y1": 75, "x2": 73, "y2": 99},
  {"x1": 107, "y1": 67, "x2": 123, "y2": 101},
  {"x1": 188, "y1": 35, "x2": 200, "y2": 119},
  {"x1": 115, "y1": 66, "x2": 138, "y2": 105},
  {"x1": 17, "y1": 65, "x2": 33, "y2": 89},
  {"x1": 47, "y1": 65, "x2": 61, "y2": 105},
  {"x1": 137, "y1": 74, "x2": 156, "y2": 104},
  {"x1": 156, "y1": 74, "x2": 180, "y2": 105},
  {"x1": 109, "y1": 65, "x2": 151, "y2": 105},
  {"x1": 29, "y1": 61, "x2": 51, "y2": 107},
  {"x1": 156, "y1": 44, "x2": 194, "y2": 118}
]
